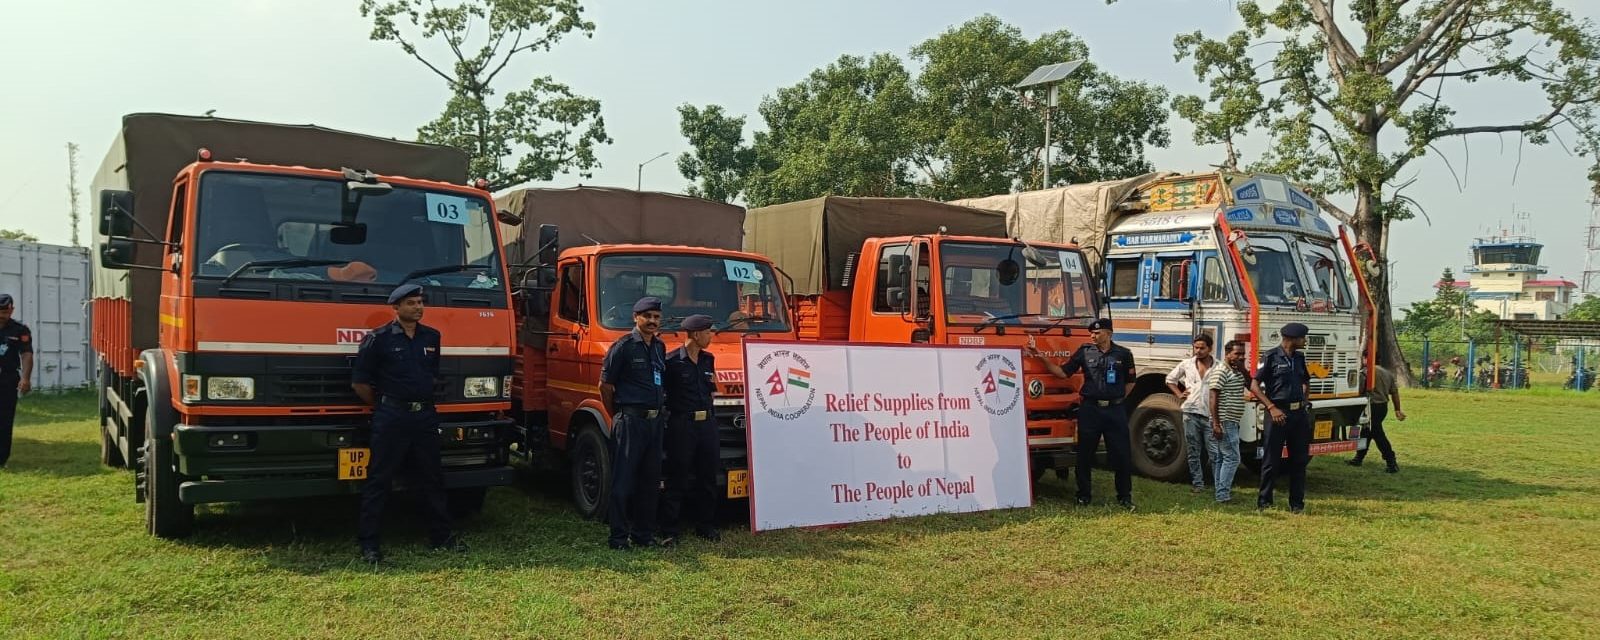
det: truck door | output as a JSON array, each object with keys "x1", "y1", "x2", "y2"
[{"x1": 547, "y1": 259, "x2": 588, "y2": 441}]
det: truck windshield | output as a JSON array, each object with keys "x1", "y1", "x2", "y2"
[
  {"x1": 940, "y1": 242, "x2": 1095, "y2": 326},
  {"x1": 191, "y1": 172, "x2": 503, "y2": 292},
  {"x1": 1300, "y1": 240, "x2": 1357, "y2": 310},
  {"x1": 1240, "y1": 235, "x2": 1308, "y2": 306},
  {"x1": 595, "y1": 254, "x2": 792, "y2": 333}
]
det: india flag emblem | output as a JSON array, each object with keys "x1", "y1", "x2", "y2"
[{"x1": 787, "y1": 367, "x2": 811, "y2": 389}]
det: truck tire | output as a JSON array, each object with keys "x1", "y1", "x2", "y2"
[
  {"x1": 140, "y1": 363, "x2": 194, "y2": 539},
  {"x1": 448, "y1": 487, "x2": 488, "y2": 519},
  {"x1": 568, "y1": 424, "x2": 611, "y2": 521},
  {"x1": 1128, "y1": 393, "x2": 1188, "y2": 482}
]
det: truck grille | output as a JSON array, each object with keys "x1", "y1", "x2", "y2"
[
  {"x1": 1303, "y1": 334, "x2": 1358, "y2": 395},
  {"x1": 273, "y1": 375, "x2": 449, "y2": 405}
]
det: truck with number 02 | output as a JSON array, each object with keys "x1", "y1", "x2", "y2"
[
  {"x1": 955, "y1": 172, "x2": 1376, "y2": 480},
  {"x1": 92, "y1": 114, "x2": 518, "y2": 538},
  {"x1": 496, "y1": 187, "x2": 797, "y2": 519}
]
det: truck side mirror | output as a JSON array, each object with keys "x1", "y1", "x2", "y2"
[
  {"x1": 99, "y1": 190, "x2": 135, "y2": 237},
  {"x1": 100, "y1": 237, "x2": 137, "y2": 270},
  {"x1": 537, "y1": 224, "x2": 560, "y2": 265},
  {"x1": 888, "y1": 254, "x2": 909, "y2": 289},
  {"x1": 886, "y1": 286, "x2": 907, "y2": 311}
]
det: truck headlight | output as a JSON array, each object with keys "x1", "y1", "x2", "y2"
[
  {"x1": 206, "y1": 376, "x2": 255, "y2": 400},
  {"x1": 464, "y1": 376, "x2": 499, "y2": 398}
]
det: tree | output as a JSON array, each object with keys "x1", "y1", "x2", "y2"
[
  {"x1": 908, "y1": 16, "x2": 1170, "y2": 200},
  {"x1": 1568, "y1": 294, "x2": 1600, "y2": 321},
  {"x1": 675, "y1": 104, "x2": 755, "y2": 203},
  {"x1": 0, "y1": 229, "x2": 39, "y2": 242},
  {"x1": 743, "y1": 53, "x2": 920, "y2": 206},
  {"x1": 677, "y1": 16, "x2": 1171, "y2": 205},
  {"x1": 360, "y1": 0, "x2": 610, "y2": 190},
  {"x1": 1169, "y1": 0, "x2": 1600, "y2": 383}
]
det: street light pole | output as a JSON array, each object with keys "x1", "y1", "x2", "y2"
[
  {"x1": 637, "y1": 152, "x2": 669, "y2": 191},
  {"x1": 1015, "y1": 60, "x2": 1083, "y2": 191}
]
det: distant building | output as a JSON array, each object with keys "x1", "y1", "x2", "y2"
[{"x1": 1437, "y1": 232, "x2": 1578, "y2": 320}]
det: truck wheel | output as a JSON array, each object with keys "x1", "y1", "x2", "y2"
[
  {"x1": 1030, "y1": 457, "x2": 1049, "y2": 483},
  {"x1": 97, "y1": 363, "x2": 125, "y2": 468},
  {"x1": 144, "y1": 401, "x2": 194, "y2": 539},
  {"x1": 448, "y1": 487, "x2": 488, "y2": 519},
  {"x1": 568, "y1": 424, "x2": 611, "y2": 521},
  {"x1": 1128, "y1": 393, "x2": 1188, "y2": 482}
]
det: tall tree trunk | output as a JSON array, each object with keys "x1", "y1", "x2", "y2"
[{"x1": 1354, "y1": 180, "x2": 1416, "y2": 387}]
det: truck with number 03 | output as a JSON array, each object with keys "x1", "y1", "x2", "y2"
[
  {"x1": 954, "y1": 172, "x2": 1376, "y2": 480},
  {"x1": 744, "y1": 197, "x2": 1101, "y2": 480},
  {"x1": 92, "y1": 114, "x2": 517, "y2": 538},
  {"x1": 496, "y1": 187, "x2": 797, "y2": 519}
]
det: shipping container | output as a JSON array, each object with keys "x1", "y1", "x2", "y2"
[{"x1": 0, "y1": 239, "x2": 92, "y2": 391}]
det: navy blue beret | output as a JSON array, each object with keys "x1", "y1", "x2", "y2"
[
  {"x1": 682, "y1": 314, "x2": 714, "y2": 331},
  {"x1": 1088, "y1": 318, "x2": 1113, "y2": 331},
  {"x1": 387, "y1": 284, "x2": 424, "y2": 305},
  {"x1": 633, "y1": 296, "x2": 662, "y2": 314},
  {"x1": 1282, "y1": 322, "x2": 1309, "y2": 338}
]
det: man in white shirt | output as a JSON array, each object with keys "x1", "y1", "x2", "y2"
[{"x1": 1165, "y1": 334, "x2": 1215, "y2": 492}]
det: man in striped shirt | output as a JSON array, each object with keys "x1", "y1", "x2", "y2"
[{"x1": 1205, "y1": 340, "x2": 1255, "y2": 503}]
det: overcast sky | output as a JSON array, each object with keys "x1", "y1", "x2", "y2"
[{"x1": 2, "y1": 0, "x2": 1596, "y2": 305}]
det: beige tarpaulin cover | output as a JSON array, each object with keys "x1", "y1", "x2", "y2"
[
  {"x1": 496, "y1": 187, "x2": 744, "y2": 266},
  {"x1": 745, "y1": 196, "x2": 1006, "y2": 295},
  {"x1": 91, "y1": 113, "x2": 468, "y2": 353},
  {"x1": 950, "y1": 172, "x2": 1174, "y2": 252}
]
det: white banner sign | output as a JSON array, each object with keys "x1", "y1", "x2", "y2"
[{"x1": 743, "y1": 341, "x2": 1032, "y2": 532}]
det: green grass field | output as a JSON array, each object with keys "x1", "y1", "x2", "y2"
[{"x1": 3, "y1": 390, "x2": 1598, "y2": 639}]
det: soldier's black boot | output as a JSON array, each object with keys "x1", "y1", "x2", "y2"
[{"x1": 1385, "y1": 460, "x2": 1399, "y2": 474}]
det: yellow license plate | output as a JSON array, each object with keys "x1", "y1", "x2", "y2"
[
  {"x1": 1314, "y1": 420, "x2": 1334, "y2": 440},
  {"x1": 338, "y1": 447, "x2": 371, "y2": 480},
  {"x1": 726, "y1": 469, "x2": 750, "y2": 499}
]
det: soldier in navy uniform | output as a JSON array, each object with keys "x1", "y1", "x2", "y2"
[
  {"x1": 600, "y1": 296, "x2": 669, "y2": 550},
  {"x1": 1252, "y1": 322, "x2": 1313, "y2": 513},
  {"x1": 1028, "y1": 318, "x2": 1137, "y2": 510},
  {"x1": 0, "y1": 293, "x2": 33, "y2": 468},
  {"x1": 658, "y1": 314, "x2": 721, "y2": 545},
  {"x1": 351, "y1": 284, "x2": 464, "y2": 564}
]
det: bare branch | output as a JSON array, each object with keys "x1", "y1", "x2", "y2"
[
  {"x1": 1313, "y1": 193, "x2": 1355, "y2": 226},
  {"x1": 1425, "y1": 143, "x2": 1465, "y2": 191},
  {"x1": 1429, "y1": 100, "x2": 1570, "y2": 140},
  {"x1": 1307, "y1": 0, "x2": 1362, "y2": 74},
  {"x1": 1378, "y1": 0, "x2": 1473, "y2": 75},
  {"x1": 482, "y1": 30, "x2": 524, "y2": 87},
  {"x1": 395, "y1": 34, "x2": 459, "y2": 88}
]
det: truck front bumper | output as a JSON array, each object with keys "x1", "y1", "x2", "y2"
[{"x1": 172, "y1": 416, "x2": 515, "y2": 505}]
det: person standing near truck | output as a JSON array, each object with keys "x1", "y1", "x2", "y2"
[
  {"x1": 1205, "y1": 340, "x2": 1254, "y2": 503},
  {"x1": 658, "y1": 314, "x2": 721, "y2": 545},
  {"x1": 351, "y1": 285, "x2": 465, "y2": 564},
  {"x1": 0, "y1": 293, "x2": 33, "y2": 468},
  {"x1": 1165, "y1": 334, "x2": 1216, "y2": 494},
  {"x1": 600, "y1": 296, "x2": 669, "y2": 550},
  {"x1": 1028, "y1": 318, "x2": 1137, "y2": 511},
  {"x1": 1349, "y1": 364, "x2": 1405, "y2": 473},
  {"x1": 1253, "y1": 322, "x2": 1313, "y2": 513}
]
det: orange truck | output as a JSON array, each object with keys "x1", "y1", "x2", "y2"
[
  {"x1": 496, "y1": 187, "x2": 796, "y2": 518},
  {"x1": 92, "y1": 114, "x2": 517, "y2": 538},
  {"x1": 745, "y1": 197, "x2": 1100, "y2": 479}
]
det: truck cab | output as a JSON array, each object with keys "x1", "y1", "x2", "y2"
[
  {"x1": 745, "y1": 197, "x2": 1099, "y2": 480},
  {"x1": 93, "y1": 114, "x2": 517, "y2": 539},
  {"x1": 1101, "y1": 173, "x2": 1375, "y2": 479},
  {"x1": 496, "y1": 187, "x2": 796, "y2": 519}
]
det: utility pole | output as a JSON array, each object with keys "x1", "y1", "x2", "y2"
[{"x1": 67, "y1": 142, "x2": 81, "y2": 247}]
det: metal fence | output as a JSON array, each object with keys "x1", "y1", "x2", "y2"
[{"x1": 1399, "y1": 337, "x2": 1600, "y2": 391}]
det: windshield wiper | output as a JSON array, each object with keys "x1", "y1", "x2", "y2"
[
  {"x1": 725, "y1": 314, "x2": 776, "y2": 329},
  {"x1": 401, "y1": 264, "x2": 490, "y2": 283},
  {"x1": 222, "y1": 259, "x2": 349, "y2": 286},
  {"x1": 975, "y1": 312, "x2": 1031, "y2": 334}
]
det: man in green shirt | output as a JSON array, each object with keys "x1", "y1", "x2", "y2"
[{"x1": 1350, "y1": 365, "x2": 1405, "y2": 473}]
